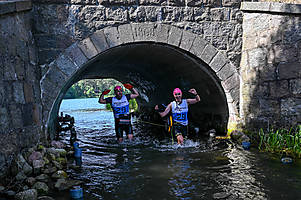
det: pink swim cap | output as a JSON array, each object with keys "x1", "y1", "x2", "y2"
[
  {"x1": 173, "y1": 88, "x2": 182, "y2": 95},
  {"x1": 114, "y1": 86, "x2": 122, "y2": 91}
]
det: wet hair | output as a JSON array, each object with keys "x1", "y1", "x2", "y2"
[{"x1": 173, "y1": 88, "x2": 182, "y2": 95}]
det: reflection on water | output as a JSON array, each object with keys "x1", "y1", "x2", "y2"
[{"x1": 58, "y1": 98, "x2": 301, "y2": 200}]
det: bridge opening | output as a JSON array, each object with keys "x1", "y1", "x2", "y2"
[{"x1": 49, "y1": 42, "x2": 229, "y2": 139}]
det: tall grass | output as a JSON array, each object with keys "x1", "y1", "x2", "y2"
[{"x1": 258, "y1": 125, "x2": 301, "y2": 158}]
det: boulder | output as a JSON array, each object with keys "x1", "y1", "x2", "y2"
[
  {"x1": 15, "y1": 189, "x2": 37, "y2": 200},
  {"x1": 32, "y1": 182, "x2": 49, "y2": 195}
]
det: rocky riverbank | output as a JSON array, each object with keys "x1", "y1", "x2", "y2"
[{"x1": 0, "y1": 141, "x2": 82, "y2": 200}]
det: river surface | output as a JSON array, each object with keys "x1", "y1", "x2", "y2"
[{"x1": 58, "y1": 98, "x2": 301, "y2": 200}]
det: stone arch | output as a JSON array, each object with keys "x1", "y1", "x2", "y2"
[{"x1": 40, "y1": 23, "x2": 240, "y2": 137}]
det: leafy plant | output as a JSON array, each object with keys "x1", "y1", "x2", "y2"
[{"x1": 258, "y1": 125, "x2": 301, "y2": 158}]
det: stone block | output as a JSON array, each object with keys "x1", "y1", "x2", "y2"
[
  {"x1": 32, "y1": 104, "x2": 41, "y2": 126},
  {"x1": 240, "y1": 2, "x2": 271, "y2": 12},
  {"x1": 77, "y1": 37, "x2": 98, "y2": 59},
  {"x1": 0, "y1": 1, "x2": 16, "y2": 15},
  {"x1": 13, "y1": 81, "x2": 25, "y2": 104},
  {"x1": 278, "y1": 62, "x2": 301, "y2": 80},
  {"x1": 167, "y1": 26, "x2": 182, "y2": 47},
  {"x1": 217, "y1": 63, "x2": 235, "y2": 81},
  {"x1": 155, "y1": 23, "x2": 170, "y2": 43},
  {"x1": 22, "y1": 103, "x2": 33, "y2": 126},
  {"x1": 222, "y1": 0, "x2": 240, "y2": 7},
  {"x1": 132, "y1": 23, "x2": 156, "y2": 42},
  {"x1": 118, "y1": 24, "x2": 134, "y2": 44},
  {"x1": 9, "y1": 104, "x2": 23, "y2": 129},
  {"x1": 104, "y1": 27, "x2": 122, "y2": 47},
  {"x1": 187, "y1": 0, "x2": 221, "y2": 7},
  {"x1": 190, "y1": 36, "x2": 208, "y2": 57},
  {"x1": 200, "y1": 44, "x2": 217, "y2": 64},
  {"x1": 41, "y1": 62, "x2": 68, "y2": 95},
  {"x1": 139, "y1": 0, "x2": 165, "y2": 6},
  {"x1": 14, "y1": 57, "x2": 25, "y2": 80},
  {"x1": 270, "y1": 80, "x2": 289, "y2": 98},
  {"x1": 90, "y1": 30, "x2": 109, "y2": 53},
  {"x1": 55, "y1": 53, "x2": 79, "y2": 77},
  {"x1": 15, "y1": 0, "x2": 32, "y2": 12},
  {"x1": 162, "y1": 7, "x2": 184, "y2": 22},
  {"x1": 23, "y1": 82, "x2": 34, "y2": 103},
  {"x1": 167, "y1": 0, "x2": 185, "y2": 6},
  {"x1": 290, "y1": 79, "x2": 301, "y2": 96},
  {"x1": 222, "y1": 73, "x2": 240, "y2": 92},
  {"x1": 0, "y1": 107, "x2": 9, "y2": 133},
  {"x1": 38, "y1": 49, "x2": 61, "y2": 65},
  {"x1": 106, "y1": 7, "x2": 128, "y2": 22},
  {"x1": 180, "y1": 30, "x2": 195, "y2": 51},
  {"x1": 64, "y1": 43, "x2": 88, "y2": 68},
  {"x1": 209, "y1": 51, "x2": 227, "y2": 72},
  {"x1": 281, "y1": 98, "x2": 301, "y2": 116}
]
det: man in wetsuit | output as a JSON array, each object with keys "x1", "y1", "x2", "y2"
[
  {"x1": 98, "y1": 84, "x2": 139, "y2": 143},
  {"x1": 155, "y1": 88, "x2": 200, "y2": 145}
]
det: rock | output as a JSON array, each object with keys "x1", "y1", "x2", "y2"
[
  {"x1": 0, "y1": 186, "x2": 5, "y2": 192},
  {"x1": 42, "y1": 166, "x2": 57, "y2": 174},
  {"x1": 35, "y1": 174, "x2": 49, "y2": 182},
  {"x1": 15, "y1": 189, "x2": 37, "y2": 200},
  {"x1": 56, "y1": 157, "x2": 67, "y2": 166},
  {"x1": 11, "y1": 154, "x2": 33, "y2": 176},
  {"x1": 38, "y1": 196, "x2": 55, "y2": 200},
  {"x1": 52, "y1": 160, "x2": 63, "y2": 170},
  {"x1": 213, "y1": 192, "x2": 230, "y2": 199},
  {"x1": 230, "y1": 130, "x2": 244, "y2": 141},
  {"x1": 16, "y1": 171, "x2": 27, "y2": 181},
  {"x1": 28, "y1": 152, "x2": 43, "y2": 165},
  {"x1": 51, "y1": 170, "x2": 68, "y2": 179},
  {"x1": 6, "y1": 190, "x2": 16, "y2": 197},
  {"x1": 46, "y1": 148, "x2": 60, "y2": 158},
  {"x1": 54, "y1": 178, "x2": 83, "y2": 191},
  {"x1": 33, "y1": 160, "x2": 45, "y2": 175},
  {"x1": 26, "y1": 177, "x2": 36, "y2": 187},
  {"x1": 32, "y1": 182, "x2": 49, "y2": 195},
  {"x1": 51, "y1": 141, "x2": 65, "y2": 149},
  {"x1": 55, "y1": 149, "x2": 67, "y2": 157}
]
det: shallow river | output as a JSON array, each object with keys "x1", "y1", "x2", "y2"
[{"x1": 58, "y1": 98, "x2": 301, "y2": 200}]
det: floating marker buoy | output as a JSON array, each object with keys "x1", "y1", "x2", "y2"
[
  {"x1": 242, "y1": 141, "x2": 250, "y2": 150},
  {"x1": 281, "y1": 157, "x2": 293, "y2": 164},
  {"x1": 70, "y1": 186, "x2": 83, "y2": 199}
]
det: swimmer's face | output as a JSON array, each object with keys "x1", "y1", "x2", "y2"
[
  {"x1": 173, "y1": 92, "x2": 182, "y2": 102},
  {"x1": 115, "y1": 89, "x2": 123, "y2": 98}
]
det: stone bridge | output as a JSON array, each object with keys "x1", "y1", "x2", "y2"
[{"x1": 0, "y1": 0, "x2": 301, "y2": 176}]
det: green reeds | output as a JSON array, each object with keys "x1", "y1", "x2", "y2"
[{"x1": 258, "y1": 125, "x2": 301, "y2": 158}]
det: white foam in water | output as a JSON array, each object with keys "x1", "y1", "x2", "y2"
[{"x1": 153, "y1": 139, "x2": 201, "y2": 151}]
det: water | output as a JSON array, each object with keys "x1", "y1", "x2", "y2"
[{"x1": 58, "y1": 98, "x2": 301, "y2": 200}]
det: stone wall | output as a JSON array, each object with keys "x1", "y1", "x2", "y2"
[
  {"x1": 0, "y1": 0, "x2": 42, "y2": 178},
  {"x1": 32, "y1": 0, "x2": 244, "y2": 70},
  {"x1": 240, "y1": 2, "x2": 301, "y2": 129}
]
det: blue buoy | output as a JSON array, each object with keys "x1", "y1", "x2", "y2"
[
  {"x1": 73, "y1": 142, "x2": 79, "y2": 149},
  {"x1": 242, "y1": 141, "x2": 250, "y2": 150},
  {"x1": 70, "y1": 186, "x2": 83, "y2": 199},
  {"x1": 281, "y1": 157, "x2": 293, "y2": 164}
]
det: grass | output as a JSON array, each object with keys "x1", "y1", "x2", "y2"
[{"x1": 258, "y1": 125, "x2": 301, "y2": 158}]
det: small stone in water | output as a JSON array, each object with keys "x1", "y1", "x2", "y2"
[{"x1": 213, "y1": 192, "x2": 230, "y2": 199}]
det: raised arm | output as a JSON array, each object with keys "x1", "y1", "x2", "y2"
[
  {"x1": 124, "y1": 83, "x2": 139, "y2": 99},
  {"x1": 155, "y1": 103, "x2": 172, "y2": 118},
  {"x1": 186, "y1": 88, "x2": 200, "y2": 105},
  {"x1": 98, "y1": 89, "x2": 110, "y2": 104}
]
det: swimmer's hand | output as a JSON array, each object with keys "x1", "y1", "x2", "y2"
[{"x1": 188, "y1": 88, "x2": 198, "y2": 95}]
